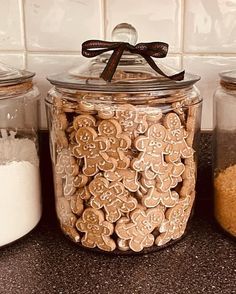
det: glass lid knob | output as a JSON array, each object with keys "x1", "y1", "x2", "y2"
[{"x1": 111, "y1": 23, "x2": 138, "y2": 45}]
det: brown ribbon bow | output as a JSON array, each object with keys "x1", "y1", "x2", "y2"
[{"x1": 82, "y1": 40, "x2": 185, "y2": 82}]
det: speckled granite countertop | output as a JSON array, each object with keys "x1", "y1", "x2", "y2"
[{"x1": 0, "y1": 133, "x2": 235, "y2": 294}]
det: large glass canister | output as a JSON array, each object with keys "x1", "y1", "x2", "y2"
[
  {"x1": 214, "y1": 70, "x2": 236, "y2": 238},
  {"x1": 46, "y1": 24, "x2": 202, "y2": 253},
  {"x1": 0, "y1": 63, "x2": 41, "y2": 247}
]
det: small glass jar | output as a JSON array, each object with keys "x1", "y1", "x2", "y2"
[
  {"x1": 46, "y1": 24, "x2": 202, "y2": 253},
  {"x1": 0, "y1": 63, "x2": 42, "y2": 247},
  {"x1": 214, "y1": 70, "x2": 236, "y2": 238}
]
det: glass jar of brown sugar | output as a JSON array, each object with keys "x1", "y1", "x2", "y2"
[
  {"x1": 214, "y1": 70, "x2": 236, "y2": 238},
  {"x1": 46, "y1": 23, "x2": 202, "y2": 254}
]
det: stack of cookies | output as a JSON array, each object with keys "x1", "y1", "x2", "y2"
[{"x1": 49, "y1": 91, "x2": 198, "y2": 253}]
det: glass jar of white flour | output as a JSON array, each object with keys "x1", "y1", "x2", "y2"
[{"x1": 0, "y1": 62, "x2": 41, "y2": 247}]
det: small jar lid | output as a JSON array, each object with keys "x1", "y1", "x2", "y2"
[
  {"x1": 219, "y1": 70, "x2": 236, "y2": 84},
  {"x1": 0, "y1": 62, "x2": 35, "y2": 87},
  {"x1": 47, "y1": 23, "x2": 200, "y2": 92}
]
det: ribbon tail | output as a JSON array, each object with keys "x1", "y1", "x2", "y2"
[
  {"x1": 142, "y1": 55, "x2": 185, "y2": 81},
  {"x1": 100, "y1": 44, "x2": 127, "y2": 82}
]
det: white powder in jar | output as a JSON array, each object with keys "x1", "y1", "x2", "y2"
[{"x1": 0, "y1": 135, "x2": 41, "y2": 247}]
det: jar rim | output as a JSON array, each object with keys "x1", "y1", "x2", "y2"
[
  {"x1": 0, "y1": 71, "x2": 35, "y2": 87},
  {"x1": 219, "y1": 70, "x2": 236, "y2": 84},
  {"x1": 0, "y1": 62, "x2": 35, "y2": 87},
  {"x1": 47, "y1": 71, "x2": 200, "y2": 92},
  {"x1": 0, "y1": 81, "x2": 39, "y2": 100}
]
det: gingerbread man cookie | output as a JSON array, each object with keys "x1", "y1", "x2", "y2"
[
  {"x1": 157, "y1": 161, "x2": 185, "y2": 191},
  {"x1": 50, "y1": 112, "x2": 69, "y2": 159},
  {"x1": 155, "y1": 196, "x2": 191, "y2": 246},
  {"x1": 75, "y1": 100, "x2": 95, "y2": 113},
  {"x1": 73, "y1": 173, "x2": 88, "y2": 188},
  {"x1": 56, "y1": 197, "x2": 80, "y2": 242},
  {"x1": 70, "y1": 194, "x2": 84, "y2": 216},
  {"x1": 146, "y1": 109, "x2": 163, "y2": 127},
  {"x1": 185, "y1": 105, "x2": 198, "y2": 147},
  {"x1": 117, "y1": 238, "x2": 130, "y2": 252},
  {"x1": 164, "y1": 113, "x2": 193, "y2": 162},
  {"x1": 89, "y1": 177, "x2": 137, "y2": 223},
  {"x1": 54, "y1": 174, "x2": 63, "y2": 199},
  {"x1": 132, "y1": 124, "x2": 169, "y2": 178},
  {"x1": 52, "y1": 96, "x2": 64, "y2": 109},
  {"x1": 142, "y1": 181, "x2": 179, "y2": 208},
  {"x1": 98, "y1": 119, "x2": 131, "y2": 169},
  {"x1": 76, "y1": 208, "x2": 116, "y2": 251},
  {"x1": 63, "y1": 175, "x2": 76, "y2": 197},
  {"x1": 67, "y1": 114, "x2": 97, "y2": 143},
  {"x1": 96, "y1": 104, "x2": 115, "y2": 119},
  {"x1": 172, "y1": 101, "x2": 186, "y2": 123},
  {"x1": 115, "y1": 207, "x2": 164, "y2": 252},
  {"x1": 104, "y1": 168, "x2": 140, "y2": 192},
  {"x1": 77, "y1": 186, "x2": 91, "y2": 200},
  {"x1": 115, "y1": 104, "x2": 138, "y2": 138},
  {"x1": 73, "y1": 114, "x2": 96, "y2": 130},
  {"x1": 62, "y1": 101, "x2": 76, "y2": 113},
  {"x1": 141, "y1": 161, "x2": 184, "y2": 191},
  {"x1": 72, "y1": 127, "x2": 117, "y2": 176},
  {"x1": 182, "y1": 157, "x2": 196, "y2": 180},
  {"x1": 55, "y1": 149, "x2": 79, "y2": 197},
  {"x1": 180, "y1": 157, "x2": 196, "y2": 197},
  {"x1": 53, "y1": 112, "x2": 68, "y2": 130},
  {"x1": 134, "y1": 111, "x2": 149, "y2": 137},
  {"x1": 55, "y1": 149, "x2": 78, "y2": 176}
]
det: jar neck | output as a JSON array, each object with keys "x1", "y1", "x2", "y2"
[
  {"x1": 52, "y1": 85, "x2": 196, "y2": 104},
  {"x1": 220, "y1": 79, "x2": 236, "y2": 91},
  {"x1": 0, "y1": 80, "x2": 33, "y2": 97}
]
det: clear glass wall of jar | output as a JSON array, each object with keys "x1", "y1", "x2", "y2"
[
  {"x1": 46, "y1": 83, "x2": 202, "y2": 254},
  {"x1": 214, "y1": 70, "x2": 236, "y2": 238},
  {"x1": 46, "y1": 23, "x2": 202, "y2": 254},
  {"x1": 0, "y1": 63, "x2": 42, "y2": 247}
]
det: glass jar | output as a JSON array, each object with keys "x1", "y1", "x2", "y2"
[
  {"x1": 0, "y1": 63, "x2": 42, "y2": 247},
  {"x1": 214, "y1": 70, "x2": 236, "y2": 238},
  {"x1": 46, "y1": 24, "x2": 202, "y2": 253}
]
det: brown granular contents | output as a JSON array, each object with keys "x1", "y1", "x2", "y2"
[{"x1": 214, "y1": 165, "x2": 236, "y2": 237}]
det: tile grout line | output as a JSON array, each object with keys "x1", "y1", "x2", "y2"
[
  {"x1": 100, "y1": 0, "x2": 106, "y2": 40},
  {"x1": 22, "y1": 51, "x2": 84, "y2": 55},
  {"x1": 180, "y1": 0, "x2": 186, "y2": 69},
  {"x1": 103, "y1": 0, "x2": 107, "y2": 40},
  {"x1": 179, "y1": 52, "x2": 236, "y2": 56},
  {"x1": 0, "y1": 49, "x2": 236, "y2": 57},
  {"x1": 19, "y1": 0, "x2": 27, "y2": 69},
  {"x1": 0, "y1": 50, "x2": 26, "y2": 53}
]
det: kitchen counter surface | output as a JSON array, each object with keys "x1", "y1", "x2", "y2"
[{"x1": 0, "y1": 133, "x2": 235, "y2": 294}]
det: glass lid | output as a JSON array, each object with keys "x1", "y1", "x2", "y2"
[
  {"x1": 0, "y1": 62, "x2": 35, "y2": 87},
  {"x1": 220, "y1": 70, "x2": 236, "y2": 84},
  {"x1": 47, "y1": 23, "x2": 200, "y2": 92}
]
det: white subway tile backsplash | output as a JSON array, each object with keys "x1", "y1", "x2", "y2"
[
  {"x1": 106, "y1": 0, "x2": 182, "y2": 53},
  {"x1": 0, "y1": 0, "x2": 24, "y2": 50},
  {"x1": 24, "y1": 0, "x2": 103, "y2": 51},
  {"x1": 184, "y1": 0, "x2": 236, "y2": 53},
  {"x1": 158, "y1": 55, "x2": 182, "y2": 71},
  {"x1": 183, "y1": 55, "x2": 236, "y2": 130},
  {"x1": 27, "y1": 53, "x2": 84, "y2": 129}
]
